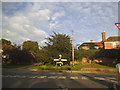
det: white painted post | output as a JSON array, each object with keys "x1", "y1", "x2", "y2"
[{"x1": 116, "y1": 63, "x2": 120, "y2": 84}]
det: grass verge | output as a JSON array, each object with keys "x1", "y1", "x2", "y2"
[{"x1": 32, "y1": 64, "x2": 115, "y2": 71}]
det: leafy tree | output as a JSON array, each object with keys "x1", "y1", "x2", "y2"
[
  {"x1": 22, "y1": 40, "x2": 39, "y2": 53},
  {"x1": 38, "y1": 32, "x2": 72, "y2": 65},
  {"x1": 47, "y1": 33, "x2": 72, "y2": 64},
  {"x1": 1, "y1": 39, "x2": 13, "y2": 64},
  {"x1": 1, "y1": 38, "x2": 11, "y2": 45},
  {"x1": 0, "y1": 38, "x2": 13, "y2": 55},
  {"x1": 0, "y1": 38, "x2": 12, "y2": 54}
]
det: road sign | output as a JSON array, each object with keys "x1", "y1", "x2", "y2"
[
  {"x1": 115, "y1": 23, "x2": 120, "y2": 30},
  {"x1": 54, "y1": 59, "x2": 60, "y2": 61},
  {"x1": 54, "y1": 59, "x2": 67, "y2": 62},
  {"x1": 61, "y1": 59, "x2": 67, "y2": 61},
  {"x1": 53, "y1": 55, "x2": 67, "y2": 66}
]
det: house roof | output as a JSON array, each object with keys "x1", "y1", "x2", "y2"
[
  {"x1": 80, "y1": 42, "x2": 103, "y2": 47},
  {"x1": 105, "y1": 36, "x2": 120, "y2": 42}
]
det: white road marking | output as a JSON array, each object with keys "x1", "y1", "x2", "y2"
[
  {"x1": 94, "y1": 77, "x2": 117, "y2": 83},
  {"x1": 14, "y1": 75, "x2": 21, "y2": 78},
  {"x1": 94, "y1": 77, "x2": 106, "y2": 80},
  {"x1": 29, "y1": 76, "x2": 41, "y2": 78},
  {"x1": 106, "y1": 77, "x2": 116, "y2": 80},
  {"x1": 70, "y1": 76, "x2": 78, "y2": 79},
  {"x1": 2, "y1": 75, "x2": 117, "y2": 83},
  {"x1": 30, "y1": 76, "x2": 37, "y2": 78},
  {"x1": 81, "y1": 77, "x2": 88, "y2": 80},
  {"x1": 57, "y1": 76, "x2": 66, "y2": 79},
  {"x1": 12, "y1": 76, "x2": 17, "y2": 78}
]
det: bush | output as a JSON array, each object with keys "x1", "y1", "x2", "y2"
[
  {"x1": 75, "y1": 49, "x2": 99, "y2": 61},
  {"x1": 9, "y1": 48, "x2": 35, "y2": 65},
  {"x1": 94, "y1": 49, "x2": 120, "y2": 59}
]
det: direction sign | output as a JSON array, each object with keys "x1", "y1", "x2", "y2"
[
  {"x1": 54, "y1": 59, "x2": 59, "y2": 61},
  {"x1": 53, "y1": 55, "x2": 67, "y2": 66},
  {"x1": 61, "y1": 59, "x2": 67, "y2": 61},
  {"x1": 54, "y1": 59, "x2": 67, "y2": 61}
]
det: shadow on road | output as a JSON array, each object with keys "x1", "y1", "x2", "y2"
[
  {"x1": 2, "y1": 68, "x2": 115, "y2": 89},
  {"x1": 80, "y1": 73, "x2": 114, "y2": 88}
]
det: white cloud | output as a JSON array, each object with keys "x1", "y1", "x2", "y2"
[
  {"x1": 49, "y1": 11, "x2": 65, "y2": 29},
  {"x1": 49, "y1": 21, "x2": 59, "y2": 29},
  {"x1": 2, "y1": 2, "x2": 118, "y2": 46},
  {"x1": 2, "y1": 3, "x2": 50, "y2": 46},
  {"x1": 51, "y1": 11, "x2": 65, "y2": 20}
]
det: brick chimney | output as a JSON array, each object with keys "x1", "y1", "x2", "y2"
[
  {"x1": 90, "y1": 40, "x2": 94, "y2": 42},
  {"x1": 102, "y1": 31, "x2": 106, "y2": 42}
]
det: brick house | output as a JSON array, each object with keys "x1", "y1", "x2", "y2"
[
  {"x1": 78, "y1": 32, "x2": 120, "y2": 50},
  {"x1": 104, "y1": 36, "x2": 120, "y2": 49},
  {"x1": 78, "y1": 41, "x2": 103, "y2": 50},
  {"x1": 78, "y1": 32, "x2": 105, "y2": 50}
]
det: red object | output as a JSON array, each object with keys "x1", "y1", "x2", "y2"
[{"x1": 115, "y1": 23, "x2": 120, "y2": 30}]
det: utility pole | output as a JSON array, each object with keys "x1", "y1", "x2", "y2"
[{"x1": 72, "y1": 30, "x2": 75, "y2": 67}]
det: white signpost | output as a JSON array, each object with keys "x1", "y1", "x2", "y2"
[{"x1": 53, "y1": 55, "x2": 67, "y2": 66}]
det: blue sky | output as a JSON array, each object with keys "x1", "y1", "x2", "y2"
[{"x1": 2, "y1": 2, "x2": 118, "y2": 47}]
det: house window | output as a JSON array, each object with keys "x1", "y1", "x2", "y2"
[
  {"x1": 94, "y1": 46, "x2": 99, "y2": 49},
  {"x1": 112, "y1": 42, "x2": 116, "y2": 48}
]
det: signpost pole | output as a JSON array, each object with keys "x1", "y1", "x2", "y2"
[{"x1": 72, "y1": 30, "x2": 75, "y2": 67}]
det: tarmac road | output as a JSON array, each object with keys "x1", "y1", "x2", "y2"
[{"x1": 2, "y1": 68, "x2": 117, "y2": 89}]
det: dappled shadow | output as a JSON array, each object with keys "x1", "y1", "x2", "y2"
[{"x1": 93, "y1": 49, "x2": 120, "y2": 67}]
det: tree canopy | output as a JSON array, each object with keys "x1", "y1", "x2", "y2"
[
  {"x1": 37, "y1": 32, "x2": 72, "y2": 64},
  {"x1": 22, "y1": 40, "x2": 39, "y2": 53},
  {"x1": 1, "y1": 38, "x2": 11, "y2": 45}
]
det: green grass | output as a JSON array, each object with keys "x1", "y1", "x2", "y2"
[
  {"x1": 32, "y1": 64, "x2": 115, "y2": 71},
  {"x1": 2, "y1": 63, "x2": 115, "y2": 70},
  {"x1": 72, "y1": 64, "x2": 115, "y2": 71}
]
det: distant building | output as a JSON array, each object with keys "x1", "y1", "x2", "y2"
[
  {"x1": 78, "y1": 41, "x2": 103, "y2": 50},
  {"x1": 104, "y1": 36, "x2": 120, "y2": 49},
  {"x1": 78, "y1": 32, "x2": 105, "y2": 50},
  {"x1": 78, "y1": 31, "x2": 120, "y2": 50}
]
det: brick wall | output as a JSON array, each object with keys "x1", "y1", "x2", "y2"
[{"x1": 104, "y1": 42, "x2": 113, "y2": 49}]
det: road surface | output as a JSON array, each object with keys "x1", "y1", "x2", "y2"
[{"x1": 2, "y1": 68, "x2": 117, "y2": 89}]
